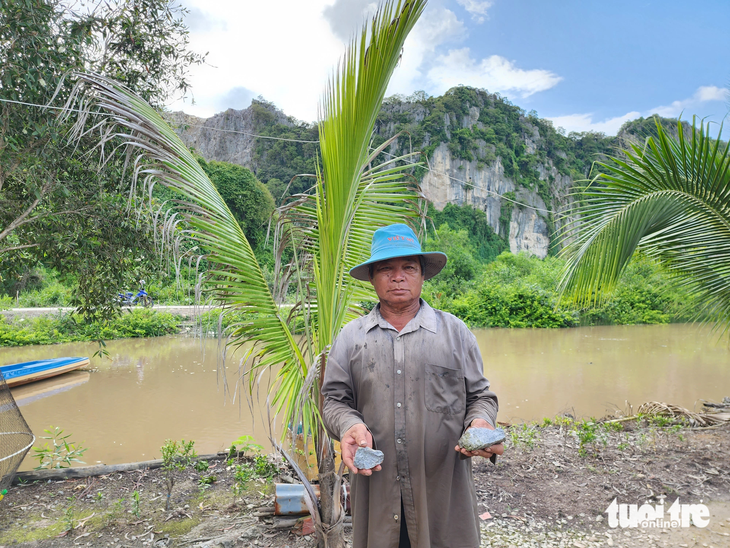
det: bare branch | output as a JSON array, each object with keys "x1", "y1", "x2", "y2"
[{"x1": 0, "y1": 243, "x2": 39, "y2": 254}]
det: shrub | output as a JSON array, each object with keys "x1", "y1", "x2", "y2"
[{"x1": 0, "y1": 309, "x2": 181, "y2": 346}]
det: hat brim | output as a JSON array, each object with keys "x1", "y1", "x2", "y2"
[{"x1": 349, "y1": 250, "x2": 447, "y2": 282}]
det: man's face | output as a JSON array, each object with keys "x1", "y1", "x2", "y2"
[{"x1": 369, "y1": 256, "x2": 424, "y2": 308}]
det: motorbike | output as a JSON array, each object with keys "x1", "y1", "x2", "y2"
[{"x1": 118, "y1": 281, "x2": 154, "y2": 307}]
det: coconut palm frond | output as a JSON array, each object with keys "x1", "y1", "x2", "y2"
[
  {"x1": 559, "y1": 118, "x2": 730, "y2": 330},
  {"x1": 314, "y1": 0, "x2": 427, "y2": 347},
  {"x1": 62, "y1": 72, "x2": 309, "y2": 411}
]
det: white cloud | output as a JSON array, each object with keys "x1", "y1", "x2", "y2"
[
  {"x1": 427, "y1": 48, "x2": 562, "y2": 98},
  {"x1": 168, "y1": 0, "x2": 344, "y2": 122},
  {"x1": 547, "y1": 111, "x2": 641, "y2": 135},
  {"x1": 323, "y1": 0, "x2": 378, "y2": 41},
  {"x1": 650, "y1": 85, "x2": 727, "y2": 118},
  {"x1": 386, "y1": 5, "x2": 467, "y2": 96},
  {"x1": 455, "y1": 0, "x2": 493, "y2": 23},
  {"x1": 170, "y1": 0, "x2": 468, "y2": 122},
  {"x1": 168, "y1": 1, "x2": 558, "y2": 122},
  {"x1": 548, "y1": 85, "x2": 729, "y2": 136}
]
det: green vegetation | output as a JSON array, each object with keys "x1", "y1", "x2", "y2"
[
  {"x1": 0, "y1": 308, "x2": 181, "y2": 346},
  {"x1": 0, "y1": 0, "x2": 204, "y2": 319},
  {"x1": 248, "y1": 99, "x2": 320, "y2": 204},
  {"x1": 426, "y1": 202, "x2": 508, "y2": 262},
  {"x1": 197, "y1": 158, "x2": 275, "y2": 252},
  {"x1": 422, "y1": 238, "x2": 700, "y2": 328},
  {"x1": 507, "y1": 412, "x2": 690, "y2": 458},
  {"x1": 231, "y1": 455, "x2": 279, "y2": 496},
  {"x1": 1, "y1": 199, "x2": 704, "y2": 340},
  {"x1": 32, "y1": 427, "x2": 88, "y2": 470},
  {"x1": 559, "y1": 119, "x2": 730, "y2": 333},
  {"x1": 229, "y1": 435, "x2": 264, "y2": 459},
  {"x1": 160, "y1": 439, "x2": 198, "y2": 511}
]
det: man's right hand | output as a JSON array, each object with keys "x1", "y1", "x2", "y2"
[{"x1": 341, "y1": 423, "x2": 381, "y2": 476}]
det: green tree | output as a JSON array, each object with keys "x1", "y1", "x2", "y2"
[
  {"x1": 198, "y1": 158, "x2": 275, "y2": 250},
  {"x1": 0, "y1": 0, "x2": 204, "y2": 315},
  {"x1": 427, "y1": 202, "x2": 508, "y2": 262},
  {"x1": 558, "y1": 119, "x2": 730, "y2": 334},
  {"x1": 67, "y1": 2, "x2": 427, "y2": 545}
]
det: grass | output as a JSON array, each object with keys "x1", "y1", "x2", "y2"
[
  {"x1": 0, "y1": 512, "x2": 65, "y2": 544},
  {"x1": 506, "y1": 412, "x2": 687, "y2": 458}
]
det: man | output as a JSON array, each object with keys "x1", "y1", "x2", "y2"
[{"x1": 322, "y1": 223, "x2": 502, "y2": 548}]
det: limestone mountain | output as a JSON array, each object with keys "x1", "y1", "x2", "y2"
[{"x1": 169, "y1": 87, "x2": 675, "y2": 257}]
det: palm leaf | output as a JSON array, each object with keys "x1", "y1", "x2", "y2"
[
  {"x1": 61, "y1": 72, "x2": 309, "y2": 420},
  {"x1": 62, "y1": 1, "x2": 428, "y2": 475},
  {"x1": 558, "y1": 118, "x2": 730, "y2": 332}
]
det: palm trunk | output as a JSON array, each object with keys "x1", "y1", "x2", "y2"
[
  {"x1": 315, "y1": 352, "x2": 346, "y2": 548},
  {"x1": 315, "y1": 427, "x2": 345, "y2": 548}
]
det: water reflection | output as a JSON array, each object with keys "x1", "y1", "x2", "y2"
[
  {"x1": 1, "y1": 324, "x2": 728, "y2": 469},
  {"x1": 11, "y1": 371, "x2": 90, "y2": 407}
]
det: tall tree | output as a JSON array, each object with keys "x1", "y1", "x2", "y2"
[
  {"x1": 65, "y1": 2, "x2": 428, "y2": 545},
  {"x1": 0, "y1": 0, "x2": 204, "y2": 314},
  {"x1": 558, "y1": 119, "x2": 730, "y2": 334}
]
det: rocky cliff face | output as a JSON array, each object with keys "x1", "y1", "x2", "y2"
[
  {"x1": 375, "y1": 91, "x2": 584, "y2": 258},
  {"x1": 420, "y1": 139, "x2": 572, "y2": 259},
  {"x1": 169, "y1": 88, "x2": 623, "y2": 258},
  {"x1": 167, "y1": 104, "x2": 292, "y2": 167}
]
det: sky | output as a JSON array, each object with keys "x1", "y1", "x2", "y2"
[{"x1": 168, "y1": 0, "x2": 730, "y2": 137}]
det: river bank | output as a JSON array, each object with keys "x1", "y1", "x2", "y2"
[
  {"x1": 4, "y1": 326, "x2": 730, "y2": 471},
  {"x1": 2, "y1": 417, "x2": 729, "y2": 548},
  {"x1": 0, "y1": 307, "x2": 199, "y2": 322}
]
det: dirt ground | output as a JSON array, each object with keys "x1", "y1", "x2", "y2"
[{"x1": 1, "y1": 418, "x2": 729, "y2": 548}]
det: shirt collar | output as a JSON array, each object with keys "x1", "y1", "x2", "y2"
[{"x1": 363, "y1": 298, "x2": 438, "y2": 335}]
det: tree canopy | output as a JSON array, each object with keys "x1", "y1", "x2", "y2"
[
  {"x1": 198, "y1": 158, "x2": 275, "y2": 250},
  {"x1": 0, "y1": 0, "x2": 204, "y2": 316}
]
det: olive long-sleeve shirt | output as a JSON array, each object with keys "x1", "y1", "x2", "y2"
[{"x1": 322, "y1": 300, "x2": 499, "y2": 548}]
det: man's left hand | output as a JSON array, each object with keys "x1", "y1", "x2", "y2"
[{"x1": 454, "y1": 418, "x2": 504, "y2": 459}]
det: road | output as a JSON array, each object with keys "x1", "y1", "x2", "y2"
[{"x1": 1, "y1": 305, "x2": 201, "y2": 320}]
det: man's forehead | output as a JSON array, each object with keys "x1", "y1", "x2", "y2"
[{"x1": 374, "y1": 256, "x2": 421, "y2": 267}]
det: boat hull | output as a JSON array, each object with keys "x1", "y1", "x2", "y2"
[{"x1": 1, "y1": 357, "x2": 90, "y2": 387}]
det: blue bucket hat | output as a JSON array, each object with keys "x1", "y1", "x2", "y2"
[{"x1": 349, "y1": 224, "x2": 448, "y2": 281}]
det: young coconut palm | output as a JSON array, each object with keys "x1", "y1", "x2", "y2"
[
  {"x1": 63, "y1": 1, "x2": 427, "y2": 545},
  {"x1": 558, "y1": 119, "x2": 730, "y2": 335}
]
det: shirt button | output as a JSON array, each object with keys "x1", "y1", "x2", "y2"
[
  {"x1": 397, "y1": 438, "x2": 402, "y2": 444},
  {"x1": 394, "y1": 514, "x2": 399, "y2": 520},
  {"x1": 396, "y1": 336, "x2": 400, "y2": 341},
  {"x1": 396, "y1": 475, "x2": 400, "y2": 481},
  {"x1": 397, "y1": 369, "x2": 401, "y2": 374},
  {"x1": 396, "y1": 402, "x2": 402, "y2": 408}
]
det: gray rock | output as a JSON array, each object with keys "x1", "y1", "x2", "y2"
[
  {"x1": 353, "y1": 447, "x2": 384, "y2": 469},
  {"x1": 458, "y1": 428, "x2": 506, "y2": 451}
]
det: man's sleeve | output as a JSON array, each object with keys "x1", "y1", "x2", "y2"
[
  {"x1": 321, "y1": 330, "x2": 365, "y2": 441},
  {"x1": 462, "y1": 330, "x2": 499, "y2": 431}
]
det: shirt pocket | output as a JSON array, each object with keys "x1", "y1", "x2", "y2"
[{"x1": 424, "y1": 363, "x2": 465, "y2": 415}]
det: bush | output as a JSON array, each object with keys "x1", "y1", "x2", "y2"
[
  {"x1": 449, "y1": 284, "x2": 577, "y2": 328},
  {"x1": 0, "y1": 308, "x2": 181, "y2": 346},
  {"x1": 429, "y1": 251, "x2": 701, "y2": 328}
]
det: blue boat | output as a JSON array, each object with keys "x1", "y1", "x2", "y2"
[{"x1": 1, "y1": 357, "x2": 90, "y2": 388}]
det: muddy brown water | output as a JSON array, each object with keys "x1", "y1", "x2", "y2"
[{"x1": 1, "y1": 323, "x2": 728, "y2": 470}]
